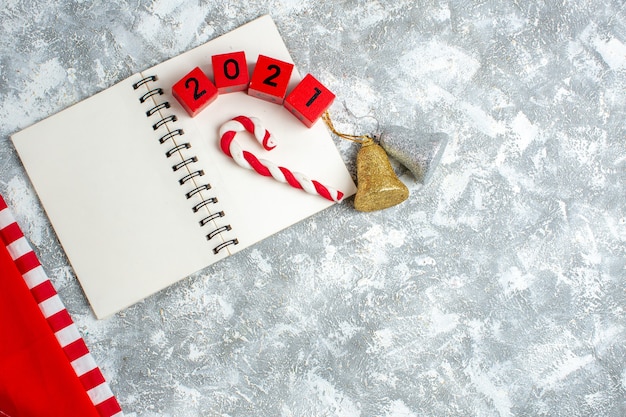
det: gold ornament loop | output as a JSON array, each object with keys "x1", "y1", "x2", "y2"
[{"x1": 322, "y1": 112, "x2": 374, "y2": 146}]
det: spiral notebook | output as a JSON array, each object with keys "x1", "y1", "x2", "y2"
[{"x1": 11, "y1": 15, "x2": 356, "y2": 319}]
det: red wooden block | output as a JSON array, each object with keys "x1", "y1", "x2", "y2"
[
  {"x1": 248, "y1": 55, "x2": 294, "y2": 104},
  {"x1": 284, "y1": 74, "x2": 336, "y2": 127},
  {"x1": 212, "y1": 51, "x2": 249, "y2": 93},
  {"x1": 172, "y1": 67, "x2": 218, "y2": 117}
]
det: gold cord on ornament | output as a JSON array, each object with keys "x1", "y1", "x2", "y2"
[{"x1": 322, "y1": 112, "x2": 374, "y2": 145}]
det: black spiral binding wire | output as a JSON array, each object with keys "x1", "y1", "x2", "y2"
[{"x1": 132, "y1": 75, "x2": 238, "y2": 254}]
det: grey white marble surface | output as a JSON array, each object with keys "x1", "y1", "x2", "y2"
[{"x1": 1, "y1": 1, "x2": 625, "y2": 416}]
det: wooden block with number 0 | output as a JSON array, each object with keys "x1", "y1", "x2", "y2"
[
  {"x1": 212, "y1": 51, "x2": 249, "y2": 93},
  {"x1": 172, "y1": 67, "x2": 218, "y2": 117},
  {"x1": 248, "y1": 55, "x2": 294, "y2": 104},
  {"x1": 284, "y1": 74, "x2": 336, "y2": 127}
]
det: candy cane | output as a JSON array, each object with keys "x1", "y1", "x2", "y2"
[{"x1": 219, "y1": 115, "x2": 344, "y2": 202}]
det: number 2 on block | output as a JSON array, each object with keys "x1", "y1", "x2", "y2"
[
  {"x1": 248, "y1": 55, "x2": 294, "y2": 104},
  {"x1": 172, "y1": 67, "x2": 218, "y2": 117},
  {"x1": 262, "y1": 64, "x2": 281, "y2": 87},
  {"x1": 185, "y1": 77, "x2": 206, "y2": 100}
]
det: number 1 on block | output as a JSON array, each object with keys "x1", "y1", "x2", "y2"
[
  {"x1": 172, "y1": 67, "x2": 218, "y2": 117},
  {"x1": 284, "y1": 74, "x2": 336, "y2": 127}
]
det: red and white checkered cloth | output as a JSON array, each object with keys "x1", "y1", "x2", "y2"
[{"x1": 0, "y1": 194, "x2": 123, "y2": 417}]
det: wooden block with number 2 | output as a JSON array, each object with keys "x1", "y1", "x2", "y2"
[
  {"x1": 172, "y1": 67, "x2": 218, "y2": 117},
  {"x1": 248, "y1": 55, "x2": 294, "y2": 104},
  {"x1": 284, "y1": 74, "x2": 335, "y2": 128}
]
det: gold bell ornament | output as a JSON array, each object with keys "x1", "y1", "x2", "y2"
[{"x1": 323, "y1": 113, "x2": 409, "y2": 212}]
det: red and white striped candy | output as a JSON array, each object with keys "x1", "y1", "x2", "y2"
[{"x1": 219, "y1": 115, "x2": 344, "y2": 202}]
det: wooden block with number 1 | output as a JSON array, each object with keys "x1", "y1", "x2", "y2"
[
  {"x1": 248, "y1": 55, "x2": 294, "y2": 104},
  {"x1": 284, "y1": 74, "x2": 336, "y2": 127},
  {"x1": 172, "y1": 67, "x2": 218, "y2": 117}
]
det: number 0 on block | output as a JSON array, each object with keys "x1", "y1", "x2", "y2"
[
  {"x1": 284, "y1": 74, "x2": 336, "y2": 127},
  {"x1": 172, "y1": 67, "x2": 218, "y2": 117},
  {"x1": 212, "y1": 51, "x2": 249, "y2": 93}
]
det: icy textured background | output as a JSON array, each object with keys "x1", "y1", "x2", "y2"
[{"x1": 1, "y1": 1, "x2": 626, "y2": 416}]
